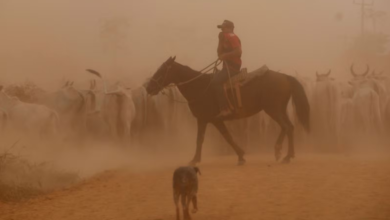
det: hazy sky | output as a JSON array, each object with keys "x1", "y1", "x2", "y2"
[{"x1": 1, "y1": 0, "x2": 389, "y2": 87}]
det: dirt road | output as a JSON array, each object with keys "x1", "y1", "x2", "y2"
[{"x1": 1, "y1": 154, "x2": 390, "y2": 220}]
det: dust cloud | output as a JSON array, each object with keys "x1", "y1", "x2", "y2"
[
  {"x1": 1, "y1": 0, "x2": 389, "y2": 87},
  {"x1": 1, "y1": 1, "x2": 390, "y2": 219},
  {"x1": 0, "y1": 0, "x2": 389, "y2": 168}
]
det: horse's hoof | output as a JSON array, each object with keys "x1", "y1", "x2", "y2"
[
  {"x1": 237, "y1": 159, "x2": 246, "y2": 166},
  {"x1": 192, "y1": 209, "x2": 198, "y2": 214},
  {"x1": 282, "y1": 158, "x2": 290, "y2": 164}
]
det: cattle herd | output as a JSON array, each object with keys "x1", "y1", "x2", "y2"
[
  {"x1": 0, "y1": 64, "x2": 389, "y2": 152},
  {"x1": 0, "y1": 70, "x2": 194, "y2": 147},
  {"x1": 299, "y1": 64, "x2": 390, "y2": 147}
]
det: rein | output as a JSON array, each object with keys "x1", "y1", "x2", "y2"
[
  {"x1": 151, "y1": 59, "x2": 222, "y2": 104},
  {"x1": 150, "y1": 59, "x2": 221, "y2": 90},
  {"x1": 176, "y1": 59, "x2": 221, "y2": 86}
]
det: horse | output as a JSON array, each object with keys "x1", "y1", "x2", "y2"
[{"x1": 145, "y1": 57, "x2": 310, "y2": 164}]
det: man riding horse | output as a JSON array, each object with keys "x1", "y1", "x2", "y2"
[
  {"x1": 144, "y1": 19, "x2": 310, "y2": 165},
  {"x1": 214, "y1": 20, "x2": 242, "y2": 118}
]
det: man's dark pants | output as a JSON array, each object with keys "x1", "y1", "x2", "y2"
[{"x1": 211, "y1": 66, "x2": 240, "y2": 111}]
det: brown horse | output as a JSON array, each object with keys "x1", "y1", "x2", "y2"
[{"x1": 145, "y1": 57, "x2": 310, "y2": 164}]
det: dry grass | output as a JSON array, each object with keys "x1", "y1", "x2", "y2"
[{"x1": 0, "y1": 142, "x2": 80, "y2": 202}]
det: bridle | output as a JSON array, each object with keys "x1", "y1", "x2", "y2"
[{"x1": 148, "y1": 63, "x2": 174, "y2": 93}]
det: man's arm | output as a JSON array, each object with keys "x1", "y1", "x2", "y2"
[{"x1": 219, "y1": 47, "x2": 241, "y2": 60}]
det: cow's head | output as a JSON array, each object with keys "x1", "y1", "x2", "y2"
[
  {"x1": 315, "y1": 69, "x2": 334, "y2": 82},
  {"x1": 350, "y1": 63, "x2": 370, "y2": 80},
  {"x1": 349, "y1": 63, "x2": 370, "y2": 87}
]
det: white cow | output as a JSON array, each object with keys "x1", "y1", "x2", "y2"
[
  {"x1": 87, "y1": 69, "x2": 136, "y2": 144},
  {"x1": 32, "y1": 81, "x2": 93, "y2": 140},
  {"x1": 0, "y1": 86, "x2": 59, "y2": 138},
  {"x1": 130, "y1": 86, "x2": 149, "y2": 143},
  {"x1": 101, "y1": 87, "x2": 136, "y2": 142},
  {"x1": 349, "y1": 69, "x2": 383, "y2": 136},
  {"x1": 352, "y1": 86, "x2": 382, "y2": 134},
  {"x1": 339, "y1": 96, "x2": 355, "y2": 145},
  {"x1": 351, "y1": 65, "x2": 388, "y2": 115},
  {"x1": 311, "y1": 70, "x2": 341, "y2": 144}
]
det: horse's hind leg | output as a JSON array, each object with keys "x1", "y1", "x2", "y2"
[
  {"x1": 274, "y1": 129, "x2": 286, "y2": 161},
  {"x1": 265, "y1": 109, "x2": 294, "y2": 163},
  {"x1": 283, "y1": 115, "x2": 295, "y2": 163},
  {"x1": 212, "y1": 121, "x2": 245, "y2": 165},
  {"x1": 265, "y1": 113, "x2": 286, "y2": 161}
]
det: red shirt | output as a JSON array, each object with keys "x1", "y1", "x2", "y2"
[{"x1": 219, "y1": 32, "x2": 242, "y2": 71}]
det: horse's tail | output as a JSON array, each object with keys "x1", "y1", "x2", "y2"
[{"x1": 287, "y1": 75, "x2": 310, "y2": 133}]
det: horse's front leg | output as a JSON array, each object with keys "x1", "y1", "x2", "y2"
[
  {"x1": 212, "y1": 120, "x2": 246, "y2": 165},
  {"x1": 189, "y1": 120, "x2": 208, "y2": 165}
]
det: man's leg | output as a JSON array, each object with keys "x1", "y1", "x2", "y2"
[{"x1": 211, "y1": 68, "x2": 231, "y2": 116}]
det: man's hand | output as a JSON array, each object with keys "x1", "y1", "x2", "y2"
[{"x1": 218, "y1": 53, "x2": 227, "y2": 60}]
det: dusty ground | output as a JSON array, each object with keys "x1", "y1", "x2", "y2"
[{"x1": 1, "y1": 153, "x2": 390, "y2": 220}]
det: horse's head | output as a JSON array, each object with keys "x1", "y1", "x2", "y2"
[{"x1": 145, "y1": 56, "x2": 176, "y2": 96}]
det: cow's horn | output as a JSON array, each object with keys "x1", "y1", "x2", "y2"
[{"x1": 326, "y1": 69, "x2": 331, "y2": 76}]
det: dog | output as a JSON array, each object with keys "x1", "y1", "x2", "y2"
[{"x1": 173, "y1": 166, "x2": 201, "y2": 220}]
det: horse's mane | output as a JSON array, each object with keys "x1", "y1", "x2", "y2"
[
  {"x1": 174, "y1": 62, "x2": 213, "y2": 80},
  {"x1": 174, "y1": 62, "x2": 200, "y2": 74}
]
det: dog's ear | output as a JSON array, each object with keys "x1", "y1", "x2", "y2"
[{"x1": 193, "y1": 166, "x2": 201, "y2": 176}]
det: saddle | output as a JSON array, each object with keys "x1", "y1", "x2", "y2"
[{"x1": 223, "y1": 65, "x2": 269, "y2": 112}]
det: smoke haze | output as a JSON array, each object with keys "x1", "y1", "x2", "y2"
[{"x1": 1, "y1": 0, "x2": 389, "y2": 88}]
